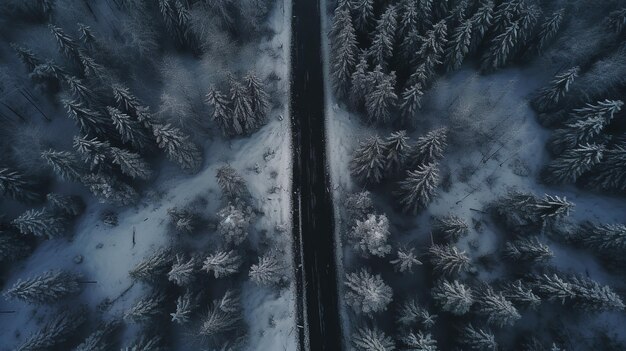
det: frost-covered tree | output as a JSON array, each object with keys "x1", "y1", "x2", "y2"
[
  {"x1": 568, "y1": 275, "x2": 625, "y2": 312},
  {"x1": 349, "y1": 213, "x2": 392, "y2": 257},
  {"x1": 432, "y1": 214, "x2": 469, "y2": 242},
  {"x1": 73, "y1": 136, "x2": 111, "y2": 171},
  {"x1": 74, "y1": 320, "x2": 122, "y2": 351},
  {"x1": 77, "y1": 23, "x2": 96, "y2": 48},
  {"x1": 428, "y1": 244, "x2": 471, "y2": 276},
  {"x1": 111, "y1": 84, "x2": 154, "y2": 126},
  {"x1": 159, "y1": 0, "x2": 197, "y2": 49},
  {"x1": 345, "y1": 269, "x2": 393, "y2": 314},
  {"x1": 330, "y1": 8, "x2": 358, "y2": 98},
  {"x1": 534, "y1": 194, "x2": 574, "y2": 222},
  {"x1": 459, "y1": 324, "x2": 497, "y2": 350},
  {"x1": 571, "y1": 99, "x2": 623, "y2": 121},
  {"x1": 244, "y1": 72, "x2": 270, "y2": 125},
  {"x1": 217, "y1": 204, "x2": 251, "y2": 246},
  {"x1": 168, "y1": 254, "x2": 197, "y2": 286},
  {"x1": 399, "y1": 0, "x2": 419, "y2": 37},
  {"x1": 532, "y1": 66, "x2": 579, "y2": 112},
  {"x1": 167, "y1": 207, "x2": 198, "y2": 233},
  {"x1": 16, "y1": 308, "x2": 86, "y2": 351},
  {"x1": 399, "y1": 82, "x2": 424, "y2": 123},
  {"x1": 124, "y1": 292, "x2": 166, "y2": 323},
  {"x1": 531, "y1": 273, "x2": 575, "y2": 303},
  {"x1": 0, "y1": 168, "x2": 40, "y2": 203},
  {"x1": 4, "y1": 270, "x2": 82, "y2": 304},
  {"x1": 203, "y1": 250, "x2": 242, "y2": 278},
  {"x1": 11, "y1": 43, "x2": 42, "y2": 73},
  {"x1": 579, "y1": 222, "x2": 626, "y2": 252},
  {"x1": 407, "y1": 128, "x2": 448, "y2": 167},
  {"x1": 396, "y1": 298, "x2": 437, "y2": 329},
  {"x1": 536, "y1": 9, "x2": 565, "y2": 52},
  {"x1": 402, "y1": 330, "x2": 437, "y2": 350},
  {"x1": 391, "y1": 247, "x2": 422, "y2": 273},
  {"x1": 548, "y1": 117, "x2": 609, "y2": 155},
  {"x1": 30, "y1": 60, "x2": 66, "y2": 92},
  {"x1": 129, "y1": 248, "x2": 173, "y2": 283},
  {"x1": 365, "y1": 67, "x2": 397, "y2": 124},
  {"x1": 369, "y1": 5, "x2": 397, "y2": 69},
  {"x1": 542, "y1": 143, "x2": 605, "y2": 184},
  {"x1": 64, "y1": 76, "x2": 99, "y2": 106},
  {"x1": 491, "y1": 191, "x2": 573, "y2": 231},
  {"x1": 110, "y1": 147, "x2": 153, "y2": 180},
  {"x1": 64, "y1": 99, "x2": 109, "y2": 135},
  {"x1": 396, "y1": 163, "x2": 440, "y2": 214},
  {"x1": 474, "y1": 287, "x2": 521, "y2": 327},
  {"x1": 82, "y1": 173, "x2": 138, "y2": 205},
  {"x1": 444, "y1": 19, "x2": 473, "y2": 71},
  {"x1": 590, "y1": 144, "x2": 626, "y2": 191},
  {"x1": 383, "y1": 131, "x2": 410, "y2": 175},
  {"x1": 12, "y1": 208, "x2": 64, "y2": 239},
  {"x1": 46, "y1": 193, "x2": 84, "y2": 218},
  {"x1": 171, "y1": 290, "x2": 197, "y2": 325},
  {"x1": 107, "y1": 106, "x2": 153, "y2": 151},
  {"x1": 501, "y1": 280, "x2": 541, "y2": 310},
  {"x1": 352, "y1": 326, "x2": 395, "y2": 351},
  {"x1": 469, "y1": 0, "x2": 494, "y2": 52},
  {"x1": 481, "y1": 20, "x2": 521, "y2": 71},
  {"x1": 353, "y1": 0, "x2": 374, "y2": 31},
  {"x1": 607, "y1": 8, "x2": 626, "y2": 34},
  {"x1": 249, "y1": 252, "x2": 284, "y2": 286},
  {"x1": 491, "y1": 0, "x2": 523, "y2": 33},
  {"x1": 415, "y1": 20, "x2": 448, "y2": 73},
  {"x1": 205, "y1": 86, "x2": 237, "y2": 136},
  {"x1": 152, "y1": 123, "x2": 202, "y2": 172},
  {"x1": 350, "y1": 135, "x2": 386, "y2": 185},
  {"x1": 216, "y1": 165, "x2": 249, "y2": 200},
  {"x1": 417, "y1": 0, "x2": 434, "y2": 32},
  {"x1": 432, "y1": 279, "x2": 473, "y2": 315},
  {"x1": 503, "y1": 236, "x2": 553, "y2": 264},
  {"x1": 199, "y1": 290, "x2": 241, "y2": 336},
  {"x1": 350, "y1": 52, "x2": 369, "y2": 108},
  {"x1": 41, "y1": 149, "x2": 84, "y2": 182},
  {"x1": 49, "y1": 24, "x2": 79, "y2": 60},
  {"x1": 345, "y1": 190, "x2": 374, "y2": 221},
  {"x1": 229, "y1": 78, "x2": 255, "y2": 134},
  {"x1": 78, "y1": 51, "x2": 106, "y2": 79}
]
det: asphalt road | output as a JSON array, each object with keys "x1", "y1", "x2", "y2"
[{"x1": 290, "y1": 0, "x2": 343, "y2": 349}]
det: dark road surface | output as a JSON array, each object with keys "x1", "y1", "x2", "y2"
[{"x1": 290, "y1": 0, "x2": 342, "y2": 350}]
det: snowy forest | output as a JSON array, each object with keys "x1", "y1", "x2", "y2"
[{"x1": 327, "y1": 0, "x2": 626, "y2": 350}]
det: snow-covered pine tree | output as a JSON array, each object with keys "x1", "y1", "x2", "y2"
[
  {"x1": 16, "y1": 308, "x2": 87, "y2": 351},
  {"x1": 607, "y1": 8, "x2": 626, "y2": 34},
  {"x1": 399, "y1": 82, "x2": 424, "y2": 124},
  {"x1": 64, "y1": 75, "x2": 99, "y2": 106},
  {"x1": 369, "y1": 5, "x2": 398, "y2": 69},
  {"x1": 129, "y1": 248, "x2": 173, "y2": 283},
  {"x1": 531, "y1": 66, "x2": 579, "y2": 112},
  {"x1": 4, "y1": 270, "x2": 82, "y2": 304},
  {"x1": 548, "y1": 116, "x2": 609, "y2": 155},
  {"x1": 349, "y1": 52, "x2": 369, "y2": 108},
  {"x1": 152, "y1": 123, "x2": 202, "y2": 172},
  {"x1": 391, "y1": 247, "x2": 423, "y2": 273},
  {"x1": 12, "y1": 208, "x2": 64, "y2": 239},
  {"x1": 579, "y1": 222, "x2": 626, "y2": 252},
  {"x1": 229, "y1": 78, "x2": 255, "y2": 135},
  {"x1": 124, "y1": 292, "x2": 166, "y2": 323},
  {"x1": 216, "y1": 165, "x2": 249, "y2": 200},
  {"x1": 330, "y1": 8, "x2": 358, "y2": 99},
  {"x1": 78, "y1": 51, "x2": 106, "y2": 80},
  {"x1": 107, "y1": 106, "x2": 153, "y2": 151},
  {"x1": 402, "y1": 330, "x2": 437, "y2": 350},
  {"x1": 570, "y1": 99, "x2": 623, "y2": 122},
  {"x1": 400, "y1": 28, "x2": 422, "y2": 63},
  {"x1": 217, "y1": 204, "x2": 251, "y2": 246},
  {"x1": 365, "y1": 67, "x2": 398, "y2": 124},
  {"x1": 110, "y1": 147, "x2": 153, "y2": 180},
  {"x1": 444, "y1": 19, "x2": 473, "y2": 72},
  {"x1": 335, "y1": 0, "x2": 352, "y2": 12},
  {"x1": 395, "y1": 162, "x2": 440, "y2": 214},
  {"x1": 81, "y1": 173, "x2": 138, "y2": 205},
  {"x1": 501, "y1": 280, "x2": 541, "y2": 310},
  {"x1": 77, "y1": 23, "x2": 97, "y2": 48},
  {"x1": 167, "y1": 207, "x2": 198, "y2": 233},
  {"x1": 205, "y1": 86, "x2": 237, "y2": 136},
  {"x1": 46, "y1": 193, "x2": 84, "y2": 218},
  {"x1": 171, "y1": 290, "x2": 197, "y2": 325},
  {"x1": 0, "y1": 168, "x2": 40, "y2": 203},
  {"x1": 428, "y1": 244, "x2": 471, "y2": 275},
  {"x1": 353, "y1": 0, "x2": 374, "y2": 31},
  {"x1": 122, "y1": 334, "x2": 164, "y2": 351},
  {"x1": 415, "y1": 20, "x2": 448, "y2": 74},
  {"x1": 503, "y1": 236, "x2": 553, "y2": 264},
  {"x1": 491, "y1": 0, "x2": 523, "y2": 34},
  {"x1": 532, "y1": 194, "x2": 574, "y2": 222},
  {"x1": 516, "y1": 5, "x2": 541, "y2": 44},
  {"x1": 345, "y1": 190, "x2": 374, "y2": 221},
  {"x1": 530, "y1": 273, "x2": 575, "y2": 304},
  {"x1": 159, "y1": 0, "x2": 197, "y2": 50},
  {"x1": 407, "y1": 127, "x2": 448, "y2": 167},
  {"x1": 64, "y1": 99, "x2": 110, "y2": 136},
  {"x1": 199, "y1": 290, "x2": 241, "y2": 336},
  {"x1": 244, "y1": 72, "x2": 270, "y2": 127},
  {"x1": 203, "y1": 250, "x2": 242, "y2": 278},
  {"x1": 351, "y1": 326, "x2": 395, "y2": 351},
  {"x1": 459, "y1": 324, "x2": 497, "y2": 351},
  {"x1": 445, "y1": 0, "x2": 469, "y2": 29},
  {"x1": 74, "y1": 319, "x2": 122, "y2": 351},
  {"x1": 249, "y1": 252, "x2": 284, "y2": 286},
  {"x1": 536, "y1": 9, "x2": 565, "y2": 52},
  {"x1": 396, "y1": 298, "x2": 437, "y2": 329},
  {"x1": 168, "y1": 254, "x2": 197, "y2": 286},
  {"x1": 590, "y1": 143, "x2": 626, "y2": 191},
  {"x1": 469, "y1": 0, "x2": 494, "y2": 53},
  {"x1": 73, "y1": 136, "x2": 111, "y2": 171},
  {"x1": 382, "y1": 130, "x2": 410, "y2": 175},
  {"x1": 431, "y1": 279, "x2": 473, "y2": 315},
  {"x1": 49, "y1": 24, "x2": 80, "y2": 61},
  {"x1": 345, "y1": 269, "x2": 393, "y2": 314},
  {"x1": 111, "y1": 83, "x2": 155, "y2": 126},
  {"x1": 568, "y1": 275, "x2": 625, "y2": 312},
  {"x1": 474, "y1": 286, "x2": 521, "y2": 327},
  {"x1": 481, "y1": 20, "x2": 521, "y2": 71},
  {"x1": 350, "y1": 135, "x2": 386, "y2": 185},
  {"x1": 542, "y1": 143, "x2": 605, "y2": 184},
  {"x1": 41, "y1": 149, "x2": 84, "y2": 182},
  {"x1": 417, "y1": 0, "x2": 435, "y2": 32},
  {"x1": 11, "y1": 43, "x2": 43, "y2": 73},
  {"x1": 0, "y1": 232, "x2": 31, "y2": 262},
  {"x1": 432, "y1": 214, "x2": 469, "y2": 242},
  {"x1": 399, "y1": 0, "x2": 419, "y2": 38},
  {"x1": 349, "y1": 213, "x2": 392, "y2": 257}
]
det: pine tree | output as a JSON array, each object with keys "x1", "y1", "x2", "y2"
[
  {"x1": 159, "y1": 0, "x2": 197, "y2": 49},
  {"x1": 532, "y1": 194, "x2": 574, "y2": 222},
  {"x1": 78, "y1": 51, "x2": 106, "y2": 79},
  {"x1": 607, "y1": 8, "x2": 626, "y2": 34},
  {"x1": 64, "y1": 99, "x2": 109, "y2": 135},
  {"x1": 349, "y1": 213, "x2": 392, "y2": 257},
  {"x1": 82, "y1": 173, "x2": 138, "y2": 205},
  {"x1": 474, "y1": 287, "x2": 521, "y2": 327},
  {"x1": 41, "y1": 149, "x2": 84, "y2": 182},
  {"x1": 417, "y1": 0, "x2": 434, "y2": 32},
  {"x1": 205, "y1": 86, "x2": 236, "y2": 136},
  {"x1": 350, "y1": 135, "x2": 386, "y2": 185},
  {"x1": 249, "y1": 252, "x2": 284, "y2": 286},
  {"x1": 107, "y1": 106, "x2": 153, "y2": 150},
  {"x1": 111, "y1": 84, "x2": 154, "y2": 126},
  {"x1": 217, "y1": 204, "x2": 251, "y2": 246},
  {"x1": 432, "y1": 214, "x2": 469, "y2": 242},
  {"x1": 64, "y1": 75, "x2": 99, "y2": 106},
  {"x1": 548, "y1": 116, "x2": 608, "y2": 155},
  {"x1": 482, "y1": 20, "x2": 521, "y2": 71},
  {"x1": 570, "y1": 99, "x2": 623, "y2": 122},
  {"x1": 415, "y1": 20, "x2": 448, "y2": 73},
  {"x1": 16, "y1": 308, "x2": 87, "y2": 351},
  {"x1": 517, "y1": 5, "x2": 541, "y2": 44},
  {"x1": 590, "y1": 144, "x2": 626, "y2": 191},
  {"x1": 396, "y1": 163, "x2": 440, "y2": 214},
  {"x1": 459, "y1": 324, "x2": 497, "y2": 350},
  {"x1": 491, "y1": 0, "x2": 523, "y2": 33},
  {"x1": 350, "y1": 52, "x2": 369, "y2": 108},
  {"x1": 365, "y1": 67, "x2": 397, "y2": 124},
  {"x1": 402, "y1": 330, "x2": 437, "y2": 350},
  {"x1": 77, "y1": 23, "x2": 97, "y2": 48},
  {"x1": 152, "y1": 123, "x2": 202, "y2": 172},
  {"x1": 531, "y1": 273, "x2": 575, "y2": 304},
  {"x1": 129, "y1": 248, "x2": 173, "y2": 283},
  {"x1": 399, "y1": 0, "x2": 419, "y2": 37},
  {"x1": 12, "y1": 209, "x2": 65, "y2": 239},
  {"x1": 124, "y1": 292, "x2": 166, "y2": 323},
  {"x1": 345, "y1": 190, "x2": 374, "y2": 221},
  {"x1": 11, "y1": 43, "x2": 43, "y2": 73},
  {"x1": 168, "y1": 254, "x2": 197, "y2": 286},
  {"x1": 110, "y1": 147, "x2": 153, "y2": 180},
  {"x1": 383, "y1": 130, "x2": 410, "y2": 175},
  {"x1": 444, "y1": 19, "x2": 473, "y2": 71},
  {"x1": 49, "y1": 24, "x2": 80, "y2": 60},
  {"x1": 122, "y1": 334, "x2": 164, "y2": 351},
  {"x1": 536, "y1": 9, "x2": 565, "y2": 52},
  {"x1": 503, "y1": 236, "x2": 553, "y2": 264},
  {"x1": 532, "y1": 66, "x2": 579, "y2": 112},
  {"x1": 369, "y1": 5, "x2": 398, "y2": 69},
  {"x1": 428, "y1": 244, "x2": 471, "y2": 275},
  {"x1": 579, "y1": 222, "x2": 626, "y2": 252},
  {"x1": 431, "y1": 279, "x2": 473, "y2": 315},
  {"x1": 30, "y1": 60, "x2": 66, "y2": 92},
  {"x1": 543, "y1": 143, "x2": 605, "y2": 184},
  {"x1": 171, "y1": 290, "x2": 197, "y2": 325},
  {"x1": 399, "y1": 82, "x2": 424, "y2": 123},
  {"x1": 568, "y1": 275, "x2": 625, "y2": 312},
  {"x1": 46, "y1": 193, "x2": 84, "y2": 218},
  {"x1": 469, "y1": 0, "x2": 494, "y2": 53},
  {"x1": 0, "y1": 233, "x2": 31, "y2": 262},
  {"x1": 501, "y1": 280, "x2": 541, "y2": 310},
  {"x1": 74, "y1": 320, "x2": 122, "y2": 351},
  {"x1": 353, "y1": 0, "x2": 375, "y2": 31},
  {"x1": 330, "y1": 8, "x2": 358, "y2": 98},
  {"x1": 244, "y1": 72, "x2": 270, "y2": 126},
  {"x1": 229, "y1": 78, "x2": 255, "y2": 134},
  {"x1": 199, "y1": 290, "x2": 241, "y2": 336},
  {"x1": 396, "y1": 298, "x2": 437, "y2": 329},
  {"x1": 167, "y1": 207, "x2": 198, "y2": 233},
  {"x1": 345, "y1": 269, "x2": 393, "y2": 314},
  {"x1": 407, "y1": 127, "x2": 448, "y2": 167},
  {"x1": 73, "y1": 136, "x2": 111, "y2": 171},
  {"x1": 400, "y1": 28, "x2": 422, "y2": 62},
  {"x1": 351, "y1": 326, "x2": 395, "y2": 351},
  {"x1": 0, "y1": 168, "x2": 40, "y2": 203},
  {"x1": 391, "y1": 247, "x2": 422, "y2": 273},
  {"x1": 4, "y1": 270, "x2": 82, "y2": 304},
  {"x1": 216, "y1": 165, "x2": 249, "y2": 200},
  {"x1": 203, "y1": 250, "x2": 242, "y2": 278}
]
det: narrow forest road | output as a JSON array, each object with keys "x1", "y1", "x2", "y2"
[{"x1": 290, "y1": 0, "x2": 343, "y2": 350}]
